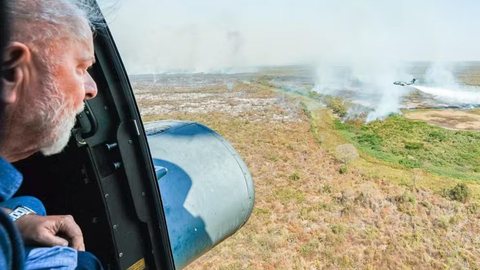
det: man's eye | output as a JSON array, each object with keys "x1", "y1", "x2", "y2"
[
  {"x1": 79, "y1": 65, "x2": 92, "y2": 73},
  {"x1": 78, "y1": 68, "x2": 88, "y2": 75},
  {"x1": 84, "y1": 66, "x2": 94, "y2": 74}
]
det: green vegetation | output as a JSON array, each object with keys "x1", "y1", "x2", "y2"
[
  {"x1": 338, "y1": 164, "x2": 348, "y2": 174},
  {"x1": 288, "y1": 171, "x2": 301, "y2": 181},
  {"x1": 330, "y1": 224, "x2": 347, "y2": 235},
  {"x1": 391, "y1": 191, "x2": 417, "y2": 215},
  {"x1": 274, "y1": 187, "x2": 306, "y2": 204},
  {"x1": 299, "y1": 239, "x2": 320, "y2": 257},
  {"x1": 443, "y1": 183, "x2": 471, "y2": 203},
  {"x1": 324, "y1": 96, "x2": 348, "y2": 117},
  {"x1": 334, "y1": 114, "x2": 480, "y2": 180}
]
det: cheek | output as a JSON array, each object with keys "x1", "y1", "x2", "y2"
[{"x1": 66, "y1": 75, "x2": 87, "y2": 108}]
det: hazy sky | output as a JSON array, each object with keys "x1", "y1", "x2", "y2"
[{"x1": 99, "y1": 0, "x2": 480, "y2": 74}]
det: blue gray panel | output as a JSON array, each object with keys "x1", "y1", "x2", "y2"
[{"x1": 145, "y1": 121, "x2": 254, "y2": 269}]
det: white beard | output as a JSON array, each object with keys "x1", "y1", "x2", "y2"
[{"x1": 40, "y1": 102, "x2": 85, "y2": 156}]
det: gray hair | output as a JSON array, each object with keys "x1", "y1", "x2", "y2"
[
  {"x1": 7, "y1": 0, "x2": 101, "y2": 69},
  {"x1": 8, "y1": 0, "x2": 100, "y2": 39}
]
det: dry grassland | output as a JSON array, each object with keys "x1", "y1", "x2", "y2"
[
  {"x1": 405, "y1": 109, "x2": 480, "y2": 131},
  {"x1": 135, "y1": 81, "x2": 480, "y2": 269}
]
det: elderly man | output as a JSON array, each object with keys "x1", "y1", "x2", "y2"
[
  {"x1": 0, "y1": 1, "x2": 23, "y2": 268},
  {"x1": 1, "y1": 0, "x2": 101, "y2": 269}
]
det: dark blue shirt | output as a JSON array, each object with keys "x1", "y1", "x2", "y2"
[{"x1": 0, "y1": 157, "x2": 25, "y2": 269}]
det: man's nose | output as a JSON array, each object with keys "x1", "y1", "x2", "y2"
[{"x1": 84, "y1": 72, "x2": 98, "y2": 100}]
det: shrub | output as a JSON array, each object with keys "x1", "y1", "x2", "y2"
[
  {"x1": 289, "y1": 171, "x2": 301, "y2": 181},
  {"x1": 325, "y1": 96, "x2": 348, "y2": 117},
  {"x1": 393, "y1": 192, "x2": 416, "y2": 204},
  {"x1": 321, "y1": 184, "x2": 332, "y2": 194},
  {"x1": 307, "y1": 90, "x2": 321, "y2": 99},
  {"x1": 334, "y1": 119, "x2": 349, "y2": 130},
  {"x1": 404, "y1": 141, "x2": 424, "y2": 150},
  {"x1": 330, "y1": 224, "x2": 346, "y2": 234},
  {"x1": 356, "y1": 133, "x2": 383, "y2": 151},
  {"x1": 466, "y1": 203, "x2": 479, "y2": 214},
  {"x1": 300, "y1": 240, "x2": 319, "y2": 257},
  {"x1": 443, "y1": 183, "x2": 471, "y2": 203},
  {"x1": 427, "y1": 130, "x2": 447, "y2": 142},
  {"x1": 339, "y1": 165, "x2": 348, "y2": 174},
  {"x1": 391, "y1": 191, "x2": 417, "y2": 215},
  {"x1": 398, "y1": 158, "x2": 421, "y2": 168}
]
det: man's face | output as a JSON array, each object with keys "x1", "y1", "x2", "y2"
[{"x1": 35, "y1": 33, "x2": 98, "y2": 155}]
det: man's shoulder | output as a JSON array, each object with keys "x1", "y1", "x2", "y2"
[
  {"x1": 0, "y1": 210, "x2": 25, "y2": 269},
  {"x1": 0, "y1": 157, "x2": 23, "y2": 202},
  {"x1": 0, "y1": 219, "x2": 10, "y2": 269}
]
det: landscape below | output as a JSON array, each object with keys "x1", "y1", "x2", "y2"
[{"x1": 132, "y1": 64, "x2": 480, "y2": 269}]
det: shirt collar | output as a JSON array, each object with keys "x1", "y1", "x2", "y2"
[{"x1": 0, "y1": 158, "x2": 22, "y2": 202}]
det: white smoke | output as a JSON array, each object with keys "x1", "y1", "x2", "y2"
[
  {"x1": 314, "y1": 62, "x2": 480, "y2": 120},
  {"x1": 102, "y1": 0, "x2": 480, "y2": 74},
  {"x1": 99, "y1": 0, "x2": 480, "y2": 119},
  {"x1": 412, "y1": 64, "x2": 480, "y2": 105},
  {"x1": 424, "y1": 63, "x2": 458, "y2": 86},
  {"x1": 414, "y1": 85, "x2": 480, "y2": 105},
  {"x1": 313, "y1": 61, "x2": 414, "y2": 121}
]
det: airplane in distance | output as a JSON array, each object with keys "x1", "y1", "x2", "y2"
[{"x1": 394, "y1": 78, "x2": 416, "y2": 86}]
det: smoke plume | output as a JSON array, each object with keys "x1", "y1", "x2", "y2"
[{"x1": 100, "y1": 0, "x2": 480, "y2": 119}]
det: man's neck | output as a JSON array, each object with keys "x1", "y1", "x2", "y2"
[
  {"x1": 0, "y1": 107, "x2": 40, "y2": 162},
  {"x1": 0, "y1": 142, "x2": 37, "y2": 163}
]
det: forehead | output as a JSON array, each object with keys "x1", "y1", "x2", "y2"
[
  {"x1": 61, "y1": 33, "x2": 95, "y2": 62},
  {"x1": 79, "y1": 35, "x2": 95, "y2": 59}
]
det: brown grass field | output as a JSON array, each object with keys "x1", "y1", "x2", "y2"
[
  {"x1": 135, "y1": 80, "x2": 480, "y2": 269},
  {"x1": 405, "y1": 109, "x2": 480, "y2": 131}
]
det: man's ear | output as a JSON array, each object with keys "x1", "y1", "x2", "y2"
[{"x1": 1, "y1": 42, "x2": 31, "y2": 104}]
